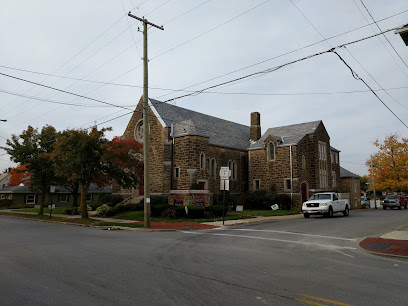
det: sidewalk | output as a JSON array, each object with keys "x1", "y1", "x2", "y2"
[{"x1": 359, "y1": 229, "x2": 408, "y2": 258}]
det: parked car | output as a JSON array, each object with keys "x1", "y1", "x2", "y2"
[
  {"x1": 302, "y1": 192, "x2": 350, "y2": 218},
  {"x1": 361, "y1": 196, "x2": 370, "y2": 208},
  {"x1": 382, "y1": 194, "x2": 407, "y2": 210}
]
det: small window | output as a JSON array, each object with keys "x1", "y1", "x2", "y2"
[
  {"x1": 332, "y1": 171, "x2": 336, "y2": 187},
  {"x1": 302, "y1": 155, "x2": 306, "y2": 169},
  {"x1": 174, "y1": 167, "x2": 180, "y2": 179},
  {"x1": 254, "y1": 179, "x2": 260, "y2": 191},
  {"x1": 210, "y1": 159, "x2": 216, "y2": 178},
  {"x1": 232, "y1": 161, "x2": 237, "y2": 179},
  {"x1": 26, "y1": 195, "x2": 36, "y2": 204},
  {"x1": 59, "y1": 194, "x2": 68, "y2": 202},
  {"x1": 86, "y1": 194, "x2": 93, "y2": 202},
  {"x1": 268, "y1": 143, "x2": 275, "y2": 161},
  {"x1": 285, "y1": 179, "x2": 292, "y2": 191},
  {"x1": 333, "y1": 194, "x2": 338, "y2": 201},
  {"x1": 200, "y1": 153, "x2": 205, "y2": 170}
]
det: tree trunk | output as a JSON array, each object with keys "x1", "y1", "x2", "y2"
[
  {"x1": 38, "y1": 190, "x2": 46, "y2": 215},
  {"x1": 80, "y1": 183, "x2": 89, "y2": 219},
  {"x1": 72, "y1": 189, "x2": 79, "y2": 207}
]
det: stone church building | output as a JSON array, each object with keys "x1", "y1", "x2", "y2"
[{"x1": 121, "y1": 97, "x2": 341, "y2": 208}]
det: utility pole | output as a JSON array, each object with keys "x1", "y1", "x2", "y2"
[
  {"x1": 128, "y1": 12, "x2": 164, "y2": 228},
  {"x1": 371, "y1": 156, "x2": 377, "y2": 209}
]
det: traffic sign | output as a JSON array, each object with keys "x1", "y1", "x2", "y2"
[{"x1": 219, "y1": 167, "x2": 231, "y2": 180}]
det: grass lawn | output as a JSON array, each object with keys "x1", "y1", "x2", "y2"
[
  {"x1": 0, "y1": 211, "x2": 142, "y2": 228},
  {"x1": 113, "y1": 208, "x2": 299, "y2": 223},
  {"x1": 11, "y1": 207, "x2": 70, "y2": 215}
]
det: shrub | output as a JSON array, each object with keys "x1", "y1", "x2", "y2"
[
  {"x1": 175, "y1": 206, "x2": 187, "y2": 218},
  {"x1": 186, "y1": 205, "x2": 205, "y2": 219},
  {"x1": 151, "y1": 204, "x2": 172, "y2": 217},
  {"x1": 160, "y1": 208, "x2": 176, "y2": 219},
  {"x1": 150, "y1": 195, "x2": 168, "y2": 205},
  {"x1": 0, "y1": 199, "x2": 13, "y2": 209},
  {"x1": 97, "y1": 193, "x2": 124, "y2": 207},
  {"x1": 96, "y1": 204, "x2": 110, "y2": 217},
  {"x1": 277, "y1": 194, "x2": 292, "y2": 210},
  {"x1": 206, "y1": 205, "x2": 227, "y2": 217},
  {"x1": 190, "y1": 183, "x2": 200, "y2": 190},
  {"x1": 65, "y1": 207, "x2": 80, "y2": 215},
  {"x1": 213, "y1": 191, "x2": 237, "y2": 208}
]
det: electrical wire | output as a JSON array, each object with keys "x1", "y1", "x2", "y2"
[{"x1": 359, "y1": 0, "x2": 408, "y2": 71}]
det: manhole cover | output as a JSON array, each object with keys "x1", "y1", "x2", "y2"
[
  {"x1": 180, "y1": 227, "x2": 200, "y2": 231},
  {"x1": 366, "y1": 243, "x2": 392, "y2": 250}
]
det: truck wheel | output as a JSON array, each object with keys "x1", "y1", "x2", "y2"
[
  {"x1": 405, "y1": 205, "x2": 407, "y2": 209},
  {"x1": 304, "y1": 213, "x2": 310, "y2": 218},
  {"x1": 398, "y1": 206, "x2": 402, "y2": 210},
  {"x1": 343, "y1": 206, "x2": 349, "y2": 217},
  {"x1": 328, "y1": 207, "x2": 334, "y2": 218},
  {"x1": 383, "y1": 206, "x2": 386, "y2": 210}
]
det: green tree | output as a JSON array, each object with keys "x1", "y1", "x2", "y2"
[
  {"x1": 2, "y1": 126, "x2": 58, "y2": 215},
  {"x1": 52, "y1": 127, "x2": 142, "y2": 218}
]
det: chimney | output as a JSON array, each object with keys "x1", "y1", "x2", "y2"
[{"x1": 250, "y1": 112, "x2": 261, "y2": 142}]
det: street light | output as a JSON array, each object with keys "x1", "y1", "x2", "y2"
[{"x1": 395, "y1": 24, "x2": 408, "y2": 46}]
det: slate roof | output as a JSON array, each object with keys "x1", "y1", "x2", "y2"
[
  {"x1": 340, "y1": 167, "x2": 360, "y2": 178},
  {"x1": 0, "y1": 184, "x2": 112, "y2": 193},
  {"x1": 248, "y1": 120, "x2": 322, "y2": 150},
  {"x1": 150, "y1": 99, "x2": 250, "y2": 150}
]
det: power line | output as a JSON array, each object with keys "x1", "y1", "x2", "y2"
[
  {"x1": 150, "y1": 0, "x2": 272, "y2": 61},
  {"x1": 4, "y1": 63, "x2": 408, "y2": 96},
  {"x1": 0, "y1": 72, "x2": 134, "y2": 112},
  {"x1": 359, "y1": 0, "x2": 408, "y2": 71},
  {"x1": 0, "y1": 88, "x2": 135, "y2": 108},
  {"x1": 353, "y1": 0, "x2": 408, "y2": 81},
  {"x1": 332, "y1": 51, "x2": 408, "y2": 128},
  {"x1": 157, "y1": 26, "x2": 403, "y2": 103}
]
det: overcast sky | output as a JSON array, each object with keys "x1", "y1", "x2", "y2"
[{"x1": 1, "y1": 0, "x2": 408, "y2": 176}]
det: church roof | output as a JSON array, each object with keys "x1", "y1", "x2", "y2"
[
  {"x1": 340, "y1": 167, "x2": 360, "y2": 178},
  {"x1": 248, "y1": 120, "x2": 322, "y2": 150},
  {"x1": 150, "y1": 99, "x2": 250, "y2": 150}
]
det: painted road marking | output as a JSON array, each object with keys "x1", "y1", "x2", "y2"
[
  {"x1": 296, "y1": 298, "x2": 326, "y2": 306},
  {"x1": 181, "y1": 231, "x2": 356, "y2": 250},
  {"x1": 227, "y1": 229, "x2": 357, "y2": 241},
  {"x1": 297, "y1": 294, "x2": 354, "y2": 306}
]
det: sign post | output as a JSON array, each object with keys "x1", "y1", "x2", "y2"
[
  {"x1": 49, "y1": 186, "x2": 56, "y2": 219},
  {"x1": 220, "y1": 167, "x2": 231, "y2": 225}
]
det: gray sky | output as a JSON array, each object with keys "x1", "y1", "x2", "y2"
[{"x1": 1, "y1": 0, "x2": 408, "y2": 176}]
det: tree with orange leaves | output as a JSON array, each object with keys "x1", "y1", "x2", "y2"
[
  {"x1": 368, "y1": 134, "x2": 408, "y2": 191},
  {"x1": 7, "y1": 164, "x2": 30, "y2": 186}
]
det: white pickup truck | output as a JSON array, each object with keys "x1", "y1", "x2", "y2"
[{"x1": 302, "y1": 192, "x2": 349, "y2": 218}]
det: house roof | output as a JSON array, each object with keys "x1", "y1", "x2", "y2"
[
  {"x1": 0, "y1": 173, "x2": 10, "y2": 182},
  {"x1": 248, "y1": 120, "x2": 322, "y2": 150},
  {"x1": 340, "y1": 167, "x2": 360, "y2": 178},
  {"x1": 149, "y1": 98, "x2": 250, "y2": 150},
  {"x1": 0, "y1": 184, "x2": 112, "y2": 194}
]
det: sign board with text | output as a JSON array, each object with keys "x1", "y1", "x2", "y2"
[
  {"x1": 220, "y1": 179, "x2": 229, "y2": 191},
  {"x1": 219, "y1": 167, "x2": 231, "y2": 180}
]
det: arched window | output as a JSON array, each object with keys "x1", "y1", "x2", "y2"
[
  {"x1": 232, "y1": 161, "x2": 237, "y2": 179},
  {"x1": 200, "y1": 152, "x2": 205, "y2": 170},
  {"x1": 210, "y1": 158, "x2": 216, "y2": 178},
  {"x1": 134, "y1": 120, "x2": 144, "y2": 142},
  {"x1": 268, "y1": 143, "x2": 275, "y2": 161}
]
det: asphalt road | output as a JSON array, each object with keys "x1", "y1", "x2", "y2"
[{"x1": 1, "y1": 209, "x2": 408, "y2": 306}]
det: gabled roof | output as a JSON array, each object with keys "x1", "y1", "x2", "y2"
[
  {"x1": 149, "y1": 99, "x2": 250, "y2": 150},
  {"x1": 249, "y1": 120, "x2": 322, "y2": 150},
  {"x1": 0, "y1": 173, "x2": 10, "y2": 182},
  {"x1": 340, "y1": 167, "x2": 360, "y2": 178}
]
